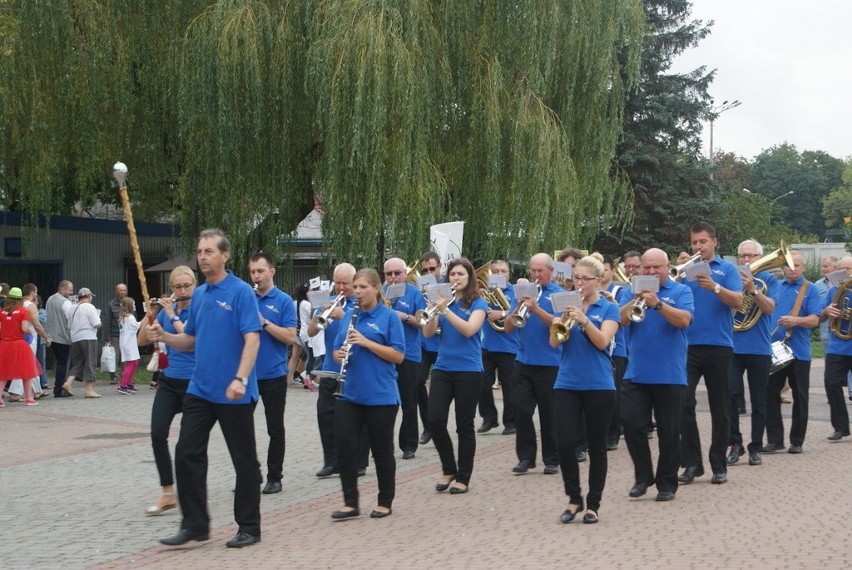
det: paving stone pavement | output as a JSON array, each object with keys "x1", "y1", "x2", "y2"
[{"x1": 1, "y1": 359, "x2": 849, "y2": 569}]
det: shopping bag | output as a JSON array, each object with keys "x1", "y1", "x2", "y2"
[{"x1": 100, "y1": 343, "x2": 116, "y2": 373}]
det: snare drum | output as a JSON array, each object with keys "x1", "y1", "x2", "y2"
[{"x1": 769, "y1": 340, "x2": 794, "y2": 374}]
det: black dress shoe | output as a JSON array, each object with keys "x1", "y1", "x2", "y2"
[
  {"x1": 655, "y1": 491, "x2": 676, "y2": 502},
  {"x1": 677, "y1": 466, "x2": 704, "y2": 484},
  {"x1": 582, "y1": 511, "x2": 599, "y2": 524},
  {"x1": 787, "y1": 445, "x2": 803, "y2": 454},
  {"x1": 512, "y1": 459, "x2": 535, "y2": 473},
  {"x1": 827, "y1": 430, "x2": 849, "y2": 441},
  {"x1": 543, "y1": 464, "x2": 558, "y2": 475},
  {"x1": 576, "y1": 450, "x2": 587, "y2": 462},
  {"x1": 159, "y1": 529, "x2": 209, "y2": 546},
  {"x1": 331, "y1": 508, "x2": 360, "y2": 519},
  {"x1": 316, "y1": 465, "x2": 338, "y2": 478},
  {"x1": 262, "y1": 481, "x2": 282, "y2": 494},
  {"x1": 477, "y1": 421, "x2": 498, "y2": 434},
  {"x1": 402, "y1": 450, "x2": 416, "y2": 460},
  {"x1": 748, "y1": 452, "x2": 762, "y2": 466},
  {"x1": 711, "y1": 472, "x2": 728, "y2": 484},
  {"x1": 370, "y1": 508, "x2": 392, "y2": 518},
  {"x1": 419, "y1": 430, "x2": 432, "y2": 445},
  {"x1": 762, "y1": 442, "x2": 785, "y2": 453},
  {"x1": 357, "y1": 467, "x2": 367, "y2": 477},
  {"x1": 726, "y1": 443, "x2": 745, "y2": 464},
  {"x1": 449, "y1": 484, "x2": 469, "y2": 494},
  {"x1": 560, "y1": 503, "x2": 584, "y2": 524},
  {"x1": 629, "y1": 481, "x2": 651, "y2": 498},
  {"x1": 606, "y1": 440, "x2": 618, "y2": 451},
  {"x1": 226, "y1": 532, "x2": 260, "y2": 548},
  {"x1": 502, "y1": 426, "x2": 517, "y2": 435}
]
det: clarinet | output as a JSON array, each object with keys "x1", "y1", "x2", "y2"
[{"x1": 333, "y1": 303, "x2": 361, "y2": 398}]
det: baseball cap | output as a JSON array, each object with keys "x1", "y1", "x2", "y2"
[{"x1": 78, "y1": 287, "x2": 95, "y2": 297}]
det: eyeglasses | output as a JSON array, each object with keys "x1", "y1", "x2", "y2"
[
  {"x1": 422, "y1": 265, "x2": 439, "y2": 272},
  {"x1": 384, "y1": 270, "x2": 404, "y2": 276},
  {"x1": 574, "y1": 276, "x2": 598, "y2": 283},
  {"x1": 171, "y1": 283, "x2": 194, "y2": 290},
  {"x1": 624, "y1": 264, "x2": 641, "y2": 270},
  {"x1": 739, "y1": 253, "x2": 760, "y2": 258}
]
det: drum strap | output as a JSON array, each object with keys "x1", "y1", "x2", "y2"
[{"x1": 783, "y1": 280, "x2": 810, "y2": 340}]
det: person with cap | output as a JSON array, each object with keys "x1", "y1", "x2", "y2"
[
  {"x1": 62, "y1": 287, "x2": 102, "y2": 398},
  {"x1": 102, "y1": 283, "x2": 128, "y2": 384},
  {"x1": 0, "y1": 287, "x2": 43, "y2": 406}
]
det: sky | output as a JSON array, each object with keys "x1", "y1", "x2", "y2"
[{"x1": 671, "y1": 0, "x2": 852, "y2": 161}]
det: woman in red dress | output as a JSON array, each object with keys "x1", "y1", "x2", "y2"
[{"x1": 0, "y1": 287, "x2": 43, "y2": 406}]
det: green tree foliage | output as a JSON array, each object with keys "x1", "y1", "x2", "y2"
[
  {"x1": 822, "y1": 159, "x2": 852, "y2": 229},
  {"x1": 712, "y1": 151, "x2": 751, "y2": 193},
  {"x1": 751, "y1": 143, "x2": 844, "y2": 239},
  {"x1": 595, "y1": 0, "x2": 721, "y2": 256},
  {"x1": 716, "y1": 188, "x2": 812, "y2": 253}
]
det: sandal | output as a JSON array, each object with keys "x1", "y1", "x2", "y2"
[{"x1": 145, "y1": 493, "x2": 177, "y2": 516}]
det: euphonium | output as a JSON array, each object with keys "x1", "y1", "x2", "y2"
[
  {"x1": 612, "y1": 259, "x2": 630, "y2": 283},
  {"x1": 405, "y1": 260, "x2": 420, "y2": 286},
  {"x1": 511, "y1": 280, "x2": 541, "y2": 328},
  {"x1": 733, "y1": 241, "x2": 794, "y2": 332},
  {"x1": 415, "y1": 285, "x2": 457, "y2": 326},
  {"x1": 829, "y1": 277, "x2": 852, "y2": 340},
  {"x1": 311, "y1": 294, "x2": 345, "y2": 330},
  {"x1": 670, "y1": 253, "x2": 702, "y2": 280},
  {"x1": 549, "y1": 311, "x2": 576, "y2": 343},
  {"x1": 475, "y1": 261, "x2": 510, "y2": 332}
]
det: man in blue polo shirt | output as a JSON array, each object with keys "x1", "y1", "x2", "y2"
[
  {"x1": 478, "y1": 260, "x2": 519, "y2": 436},
  {"x1": 765, "y1": 250, "x2": 821, "y2": 454},
  {"x1": 677, "y1": 222, "x2": 743, "y2": 486},
  {"x1": 620, "y1": 248, "x2": 694, "y2": 502},
  {"x1": 503, "y1": 253, "x2": 566, "y2": 475},
  {"x1": 249, "y1": 252, "x2": 297, "y2": 495},
  {"x1": 383, "y1": 257, "x2": 427, "y2": 459},
  {"x1": 150, "y1": 229, "x2": 262, "y2": 549},
  {"x1": 727, "y1": 240, "x2": 778, "y2": 467},
  {"x1": 820, "y1": 256, "x2": 852, "y2": 441}
]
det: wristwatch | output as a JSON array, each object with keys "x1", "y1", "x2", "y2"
[
  {"x1": 404, "y1": 314, "x2": 410, "y2": 323},
  {"x1": 235, "y1": 376, "x2": 248, "y2": 387},
  {"x1": 653, "y1": 301, "x2": 663, "y2": 311},
  {"x1": 170, "y1": 315, "x2": 181, "y2": 323},
  {"x1": 713, "y1": 283, "x2": 721, "y2": 295},
  {"x1": 262, "y1": 320, "x2": 270, "y2": 329}
]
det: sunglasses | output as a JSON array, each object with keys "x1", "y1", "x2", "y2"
[
  {"x1": 422, "y1": 265, "x2": 439, "y2": 272},
  {"x1": 384, "y1": 270, "x2": 404, "y2": 276}
]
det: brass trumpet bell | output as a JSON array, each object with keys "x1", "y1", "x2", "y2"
[{"x1": 733, "y1": 241, "x2": 794, "y2": 332}]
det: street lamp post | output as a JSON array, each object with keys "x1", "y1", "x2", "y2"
[
  {"x1": 709, "y1": 99, "x2": 742, "y2": 180},
  {"x1": 769, "y1": 190, "x2": 794, "y2": 222}
]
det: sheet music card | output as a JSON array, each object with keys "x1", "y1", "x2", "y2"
[
  {"x1": 551, "y1": 291, "x2": 582, "y2": 313},
  {"x1": 386, "y1": 283, "x2": 406, "y2": 300},
  {"x1": 426, "y1": 283, "x2": 453, "y2": 303},
  {"x1": 630, "y1": 275, "x2": 660, "y2": 294},
  {"x1": 684, "y1": 260, "x2": 711, "y2": 281},
  {"x1": 308, "y1": 290, "x2": 332, "y2": 309},
  {"x1": 738, "y1": 264, "x2": 753, "y2": 278},
  {"x1": 309, "y1": 276, "x2": 321, "y2": 290},
  {"x1": 489, "y1": 274, "x2": 507, "y2": 289},
  {"x1": 417, "y1": 274, "x2": 438, "y2": 290},
  {"x1": 827, "y1": 269, "x2": 849, "y2": 287},
  {"x1": 552, "y1": 261, "x2": 573, "y2": 282},
  {"x1": 513, "y1": 282, "x2": 538, "y2": 301}
]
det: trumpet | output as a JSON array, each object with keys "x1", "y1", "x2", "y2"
[
  {"x1": 511, "y1": 280, "x2": 541, "y2": 328},
  {"x1": 332, "y1": 303, "x2": 361, "y2": 397},
  {"x1": 629, "y1": 298, "x2": 647, "y2": 323},
  {"x1": 311, "y1": 294, "x2": 345, "y2": 330},
  {"x1": 670, "y1": 253, "x2": 702, "y2": 280},
  {"x1": 549, "y1": 311, "x2": 576, "y2": 344},
  {"x1": 415, "y1": 285, "x2": 457, "y2": 326}
]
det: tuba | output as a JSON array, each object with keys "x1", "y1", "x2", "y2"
[
  {"x1": 475, "y1": 261, "x2": 510, "y2": 332},
  {"x1": 829, "y1": 277, "x2": 852, "y2": 340},
  {"x1": 733, "y1": 241, "x2": 794, "y2": 331}
]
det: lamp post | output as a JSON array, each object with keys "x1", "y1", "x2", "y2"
[
  {"x1": 769, "y1": 190, "x2": 794, "y2": 222},
  {"x1": 709, "y1": 99, "x2": 742, "y2": 180}
]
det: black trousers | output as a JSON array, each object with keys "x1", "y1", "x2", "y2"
[
  {"x1": 607, "y1": 356, "x2": 628, "y2": 444},
  {"x1": 766, "y1": 359, "x2": 810, "y2": 447},
  {"x1": 512, "y1": 363, "x2": 559, "y2": 466},
  {"x1": 729, "y1": 353, "x2": 770, "y2": 452},
  {"x1": 555, "y1": 389, "x2": 615, "y2": 512},
  {"x1": 175, "y1": 395, "x2": 261, "y2": 537},
  {"x1": 257, "y1": 376, "x2": 287, "y2": 483},
  {"x1": 824, "y1": 354, "x2": 852, "y2": 435},
  {"x1": 150, "y1": 376, "x2": 188, "y2": 487},
  {"x1": 334, "y1": 401, "x2": 398, "y2": 509},
  {"x1": 682, "y1": 345, "x2": 732, "y2": 474},
  {"x1": 51, "y1": 342, "x2": 71, "y2": 396},
  {"x1": 478, "y1": 350, "x2": 517, "y2": 428},
  {"x1": 419, "y1": 349, "x2": 437, "y2": 432},
  {"x1": 396, "y1": 359, "x2": 422, "y2": 452},
  {"x1": 428, "y1": 370, "x2": 480, "y2": 485},
  {"x1": 622, "y1": 381, "x2": 684, "y2": 494},
  {"x1": 317, "y1": 377, "x2": 369, "y2": 469}
]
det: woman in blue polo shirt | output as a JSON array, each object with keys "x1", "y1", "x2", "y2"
[
  {"x1": 551, "y1": 254, "x2": 619, "y2": 524},
  {"x1": 331, "y1": 268, "x2": 405, "y2": 520},
  {"x1": 136, "y1": 265, "x2": 197, "y2": 517},
  {"x1": 423, "y1": 257, "x2": 488, "y2": 495}
]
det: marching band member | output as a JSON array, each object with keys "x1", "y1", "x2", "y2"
[
  {"x1": 678, "y1": 222, "x2": 743, "y2": 485},
  {"x1": 764, "y1": 250, "x2": 821, "y2": 454},
  {"x1": 620, "y1": 249, "x2": 693, "y2": 502},
  {"x1": 331, "y1": 269, "x2": 405, "y2": 519},
  {"x1": 478, "y1": 260, "x2": 519, "y2": 435},
  {"x1": 249, "y1": 253, "x2": 297, "y2": 494},
  {"x1": 622, "y1": 251, "x2": 642, "y2": 279},
  {"x1": 418, "y1": 251, "x2": 444, "y2": 445},
  {"x1": 503, "y1": 253, "x2": 566, "y2": 475},
  {"x1": 423, "y1": 258, "x2": 488, "y2": 494},
  {"x1": 601, "y1": 255, "x2": 632, "y2": 450},
  {"x1": 309, "y1": 263, "x2": 369, "y2": 478},
  {"x1": 383, "y1": 257, "x2": 427, "y2": 459},
  {"x1": 819, "y1": 255, "x2": 852, "y2": 442},
  {"x1": 551, "y1": 255, "x2": 619, "y2": 524},
  {"x1": 727, "y1": 240, "x2": 777, "y2": 467}
]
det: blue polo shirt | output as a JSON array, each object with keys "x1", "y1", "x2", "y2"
[
  {"x1": 684, "y1": 256, "x2": 742, "y2": 347},
  {"x1": 334, "y1": 303, "x2": 405, "y2": 406},
  {"x1": 733, "y1": 270, "x2": 778, "y2": 357},
  {"x1": 434, "y1": 297, "x2": 488, "y2": 373},
  {"x1": 386, "y1": 282, "x2": 426, "y2": 363},
  {"x1": 824, "y1": 285, "x2": 852, "y2": 356},
  {"x1": 554, "y1": 298, "x2": 619, "y2": 391},
  {"x1": 607, "y1": 283, "x2": 632, "y2": 358},
  {"x1": 482, "y1": 285, "x2": 520, "y2": 354},
  {"x1": 624, "y1": 278, "x2": 694, "y2": 385},
  {"x1": 157, "y1": 306, "x2": 195, "y2": 380},
  {"x1": 770, "y1": 277, "x2": 821, "y2": 361},
  {"x1": 320, "y1": 296, "x2": 356, "y2": 373},
  {"x1": 184, "y1": 271, "x2": 261, "y2": 404},
  {"x1": 516, "y1": 281, "x2": 565, "y2": 367},
  {"x1": 256, "y1": 287, "x2": 297, "y2": 379}
]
